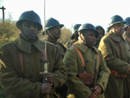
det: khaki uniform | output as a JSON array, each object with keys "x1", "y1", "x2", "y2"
[
  {"x1": 64, "y1": 40, "x2": 77, "y2": 49},
  {"x1": 98, "y1": 31, "x2": 130, "y2": 98},
  {"x1": 124, "y1": 32, "x2": 130, "y2": 46},
  {"x1": 64, "y1": 41, "x2": 72, "y2": 49},
  {"x1": 45, "y1": 38, "x2": 66, "y2": 59},
  {"x1": 63, "y1": 40, "x2": 110, "y2": 98},
  {"x1": 0, "y1": 36, "x2": 67, "y2": 98}
]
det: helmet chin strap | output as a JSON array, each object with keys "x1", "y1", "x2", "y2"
[
  {"x1": 47, "y1": 30, "x2": 56, "y2": 40},
  {"x1": 79, "y1": 33, "x2": 86, "y2": 44}
]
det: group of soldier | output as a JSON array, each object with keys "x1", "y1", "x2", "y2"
[{"x1": 0, "y1": 10, "x2": 130, "y2": 98}]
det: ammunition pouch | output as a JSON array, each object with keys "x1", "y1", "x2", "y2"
[
  {"x1": 78, "y1": 72, "x2": 94, "y2": 85},
  {"x1": 111, "y1": 70, "x2": 127, "y2": 78}
]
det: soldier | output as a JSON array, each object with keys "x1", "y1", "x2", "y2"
[
  {"x1": 63, "y1": 23, "x2": 110, "y2": 98},
  {"x1": 43, "y1": 17, "x2": 67, "y2": 98},
  {"x1": 43, "y1": 17, "x2": 66, "y2": 59},
  {"x1": 94, "y1": 25, "x2": 105, "y2": 48},
  {"x1": 98, "y1": 15, "x2": 130, "y2": 98},
  {"x1": 0, "y1": 10, "x2": 67, "y2": 98},
  {"x1": 65, "y1": 24, "x2": 81, "y2": 48},
  {"x1": 123, "y1": 17, "x2": 130, "y2": 46}
]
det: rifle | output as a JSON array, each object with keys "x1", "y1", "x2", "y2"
[{"x1": 42, "y1": 0, "x2": 49, "y2": 98}]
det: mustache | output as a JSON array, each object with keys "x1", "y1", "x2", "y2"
[
  {"x1": 57, "y1": 31, "x2": 61, "y2": 34},
  {"x1": 28, "y1": 31, "x2": 37, "y2": 35}
]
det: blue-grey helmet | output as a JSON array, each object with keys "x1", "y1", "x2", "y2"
[
  {"x1": 44, "y1": 17, "x2": 64, "y2": 31},
  {"x1": 95, "y1": 25, "x2": 105, "y2": 35},
  {"x1": 78, "y1": 23, "x2": 99, "y2": 38},
  {"x1": 71, "y1": 24, "x2": 81, "y2": 40},
  {"x1": 108, "y1": 15, "x2": 126, "y2": 28},
  {"x1": 16, "y1": 10, "x2": 42, "y2": 31},
  {"x1": 124, "y1": 17, "x2": 130, "y2": 29},
  {"x1": 72, "y1": 24, "x2": 81, "y2": 33}
]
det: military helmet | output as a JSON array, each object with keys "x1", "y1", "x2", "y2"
[
  {"x1": 16, "y1": 10, "x2": 42, "y2": 31},
  {"x1": 72, "y1": 24, "x2": 81, "y2": 33},
  {"x1": 108, "y1": 15, "x2": 126, "y2": 28},
  {"x1": 78, "y1": 23, "x2": 99, "y2": 38},
  {"x1": 95, "y1": 25, "x2": 105, "y2": 35},
  {"x1": 44, "y1": 17, "x2": 64, "y2": 31},
  {"x1": 71, "y1": 24, "x2": 81, "y2": 40},
  {"x1": 124, "y1": 17, "x2": 130, "y2": 28}
]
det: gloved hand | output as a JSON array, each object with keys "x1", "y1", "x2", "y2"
[
  {"x1": 40, "y1": 83, "x2": 53, "y2": 95},
  {"x1": 89, "y1": 85, "x2": 102, "y2": 98},
  {"x1": 43, "y1": 72, "x2": 53, "y2": 84}
]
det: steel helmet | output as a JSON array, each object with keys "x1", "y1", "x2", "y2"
[
  {"x1": 71, "y1": 24, "x2": 81, "y2": 40},
  {"x1": 16, "y1": 10, "x2": 42, "y2": 31},
  {"x1": 78, "y1": 23, "x2": 99, "y2": 38},
  {"x1": 95, "y1": 25, "x2": 105, "y2": 35},
  {"x1": 72, "y1": 24, "x2": 81, "y2": 33},
  {"x1": 108, "y1": 15, "x2": 126, "y2": 28},
  {"x1": 124, "y1": 17, "x2": 130, "y2": 28},
  {"x1": 71, "y1": 24, "x2": 81, "y2": 39},
  {"x1": 44, "y1": 17, "x2": 64, "y2": 31}
]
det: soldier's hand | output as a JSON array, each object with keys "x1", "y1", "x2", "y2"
[
  {"x1": 43, "y1": 72, "x2": 53, "y2": 84},
  {"x1": 40, "y1": 83, "x2": 53, "y2": 95},
  {"x1": 90, "y1": 85, "x2": 102, "y2": 98}
]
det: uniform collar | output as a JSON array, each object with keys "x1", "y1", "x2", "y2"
[
  {"x1": 46, "y1": 36, "x2": 57, "y2": 44},
  {"x1": 13, "y1": 35, "x2": 44, "y2": 53},
  {"x1": 108, "y1": 31, "x2": 125, "y2": 42},
  {"x1": 73, "y1": 40, "x2": 98, "y2": 54}
]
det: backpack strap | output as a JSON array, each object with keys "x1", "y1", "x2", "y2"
[{"x1": 73, "y1": 46, "x2": 85, "y2": 67}]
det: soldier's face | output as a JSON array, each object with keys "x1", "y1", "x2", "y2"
[
  {"x1": 20, "y1": 21, "x2": 39, "y2": 42},
  {"x1": 81, "y1": 30, "x2": 96, "y2": 48},
  {"x1": 49, "y1": 26, "x2": 61, "y2": 39},
  {"x1": 96, "y1": 29, "x2": 104, "y2": 41},
  {"x1": 112, "y1": 23, "x2": 125, "y2": 36}
]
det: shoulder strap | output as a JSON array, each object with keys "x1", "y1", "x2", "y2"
[
  {"x1": 73, "y1": 46, "x2": 100, "y2": 67},
  {"x1": 73, "y1": 46, "x2": 85, "y2": 67},
  {"x1": 18, "y1": 50, "x2": 24, "y2": 74}
]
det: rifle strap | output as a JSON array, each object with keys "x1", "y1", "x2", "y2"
[
  {"x1": 18, "y1": 50, "x2": 24, "y2": 74},
  {"x1": 73, "y1": 46, "x2": 100, "y2": 67}
]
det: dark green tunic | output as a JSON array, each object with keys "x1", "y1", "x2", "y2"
[
  {"x1": 98, "y1": 31, "x2": 130, "y2": 98},
  {"x1": 0, "y1": 36, "x2": 67, "y2": 98}
]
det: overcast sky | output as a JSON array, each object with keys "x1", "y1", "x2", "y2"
[{"x1": 0, "y1": 0, "x2": 130, "y2": 32}]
